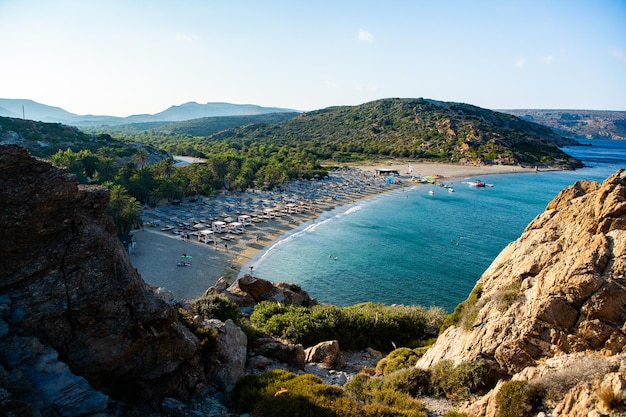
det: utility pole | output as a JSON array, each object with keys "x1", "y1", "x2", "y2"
[{"x1": 22, "y1": 105, "x2": 25, "y2": 119}]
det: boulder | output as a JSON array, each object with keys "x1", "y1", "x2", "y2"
[
  {"x1": 204, "y1": 319, "x2": 247, "y2": 393},
  {"x1": 251, "y1": 338, "x2": 306, "y2": 369},
  {"x1": 205, "y1": 274, "x2": 316, "y2": 307},
  {"x1": 304, "y1": 340, "x2": 344, "y2": 369}
]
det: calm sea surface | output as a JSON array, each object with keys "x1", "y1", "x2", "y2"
[{"x1": 242, "y1": 140, "x2": 626, "y2": 311}]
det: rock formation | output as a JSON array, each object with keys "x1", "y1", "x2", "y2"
[
  {"x1": 0, "y1": 145, "x2": 205, "y2": 414},
  {"x1": 205, "y1": 274, "x2": 316, "y2": 308},
  {"x1": 417, "y1": 169, "x2": 626, "y2": 415}
]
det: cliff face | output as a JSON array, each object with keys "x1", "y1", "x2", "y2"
[
  {"x1": 0, "y1": 145, "x2": 204, "y2": 410},
  {"x1": 417, "y1": 169, "x2": 626, "y2": 415}
]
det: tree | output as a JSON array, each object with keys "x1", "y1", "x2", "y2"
[
  {"x1": 107, "y1": 184, "x2": 142, "y2": 235},
  {"x1": 133, "y1": 148, "x2": 149, "y2": 168}
]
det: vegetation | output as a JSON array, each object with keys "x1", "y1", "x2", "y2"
[
  {"x1": 106, "y1": 184, "x2": 142, "y2": 235},
  {"x1": 192, "y1": 295, "x2": 256, "y2": 340},
  {"x1": 440, "y1": 284, "x2": 484, "y2": 332},
  {"x1": 495, "y1": 380, "x2": 538, "y2": 417},
  {"x1": 2, "y1": 98, "x2": 584, "y2": 234},
  {"x1": 375, "y1": 348, "x2": 422, "y2": 375},
  {"x1": 250, "y1": 301, "x2": 446, "y2": 352},
  {"x1": 232, "y1": 369, "x2": 429, "y2": 417},
  {"x1": 429, "y1": 359, "x2": 489, "y2": 402}
]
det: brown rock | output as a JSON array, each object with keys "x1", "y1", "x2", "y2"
[
  {"x1": 418, "y1": 169, "x2": 626, "y2": 376},
  {"x1": 304, "y1": 340, "x2": 344, "y2": 369},
  {"x1": 0, "y1": 145, "x2": 204, "y2": 404}
]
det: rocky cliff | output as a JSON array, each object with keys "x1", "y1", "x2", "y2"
[
  {"x1": 0, "y1": 145, "x2": 205, "y2": 414},
  {"x1": 417, "y1": 169, "x2": 626, "y2": 415}
]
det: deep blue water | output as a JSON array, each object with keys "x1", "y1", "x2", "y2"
[{"x1": 242, "y1": 140, "x2": 626, "y2": 311}]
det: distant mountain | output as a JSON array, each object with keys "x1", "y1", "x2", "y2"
[
  {"x1": 501, "y1": 109, "x2": 626, "y2": 140},
  {"x1": 0, "y1": 99, "x2": 299, "y2": 126},
  {"x1": 84, "y1": 112, "x2": 300, "y2": 136},
  {"x1": 207, "y1": 98, "x2": 583, "y2": 168}
]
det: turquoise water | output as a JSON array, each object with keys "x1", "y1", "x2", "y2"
[{"x1": 243, "y1": 140, "x2": 626, "y2": 311}]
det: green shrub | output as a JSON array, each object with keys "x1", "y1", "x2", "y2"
[
  {"x1": 442, "y1": 411, "x2": 470, "y2": 417},
  {"x1": 382, "y1": 367, "x2": 432, "y2": 397},
  {"x1": 177, "y1": 307, "x2": 217, "y2": 353},
  {"x1": 193, "y1": 295, "x2": 243, "y2": 324},
  {"x1": 495, "y1": 380, "x2": 533, "y2": 417},
  {"x1": 250, "y1": 301, "x2": 444, "y2": 351},
  {"x1": 430, "y1": 359, "x2": 488, "y2": 402},
  {"x1": 440, "y1": 284, "x2": 483, "y2": 333},
  {"x1": 192, "y1": 295, "x2": 257, "y2": 342},
  {"x1": 376, "y1": 348, "x2": 421, "y2": 375},
  {"x1": 232, "y1": 369, "x2": 427, "y2": 417}
]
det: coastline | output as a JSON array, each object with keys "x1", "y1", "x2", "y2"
[{"x1": 130, "y1": 163, "x2": 535, "y2": 301}]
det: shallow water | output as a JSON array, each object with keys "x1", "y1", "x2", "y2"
[{"x1": 243, "y1": 140, "x2": 626, "y2": 311}]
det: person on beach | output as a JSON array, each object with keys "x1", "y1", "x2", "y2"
[{"x1": 224, "y1": 243, "x2": 228, "y2": 251}]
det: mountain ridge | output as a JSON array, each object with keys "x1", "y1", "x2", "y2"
[
  {"x1": 1, "y1": 98, "x2": 624, "y2": 140},
  {"x1": 0, "y1": 98, "x2": 298, "y2": 126}
]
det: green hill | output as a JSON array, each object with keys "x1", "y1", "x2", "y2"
[
  {"x1": 206, "y1": 98, "x2": 582, "y2": 168},
  {"x1": 83, "y1": 112, "x2": 300, "y2": 136},
  {"x1": 0, "y1": 116, "x2": 168, "y2": 163}
]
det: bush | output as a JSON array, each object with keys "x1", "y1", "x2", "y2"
[
  {"x1": 376, "y1": 348, "x2": 421, "y2": 375},
  {"x1": 440, "y1": 285, "x2": 483, "y2": 333},
  {"x1": 495, "y1": 381, "x2": 533, "y2": 417},
  {"x1": 443, "y1": 412, "x2": 470, "y2": 417},
  {"x1": 250, "y1": 301, "x2": 444, "y2": 351},
  {"x1": 177, "y1": 307, "x2": 217, "y2": 353},
  {"x1": 382, "y1": 368, "x2": 433, "y2": 397},
  {"x1": 193, "y1": 295, "x2": 243, "y2": 324},
  {"x1": 232, "y1": 369, "x2": 427, "y2": 417},
  {"x1": 192, "y1": 295, "x2": 257, "y2": 341},
  {"x1": 430, "y1": 359, "x2": 488, "y2": 402}
]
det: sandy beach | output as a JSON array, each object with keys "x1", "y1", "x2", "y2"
[{"x1": 130, "y1": 162, "x2": 534, "y2": 301}]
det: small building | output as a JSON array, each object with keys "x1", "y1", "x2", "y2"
[{"x1": 375, "y1": 169, "x2": 400, "y2": 176}]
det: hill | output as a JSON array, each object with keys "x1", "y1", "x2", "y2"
[
  {"x1": 83, "y1": 111, "x2": 300, "y2": 136},
  {"x1": 501, "y1": 109, "x2": 626, "y2": 140},
  {"x1": 0, "y1": 116, "x2": 167, "y2": 163},
  {"x1": 0, "y1": 98, "x2": 298, "y2": 126},
  {"x1": 206, "y1": 98, "x2": 582, "y2": 168}
]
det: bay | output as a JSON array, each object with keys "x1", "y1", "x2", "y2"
[{"x1": 243, "y1": 139, "x2": 626, "y2": 311}]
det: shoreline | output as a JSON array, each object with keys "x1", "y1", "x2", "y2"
[{"x1": 130, "y1": 163, "x2": 536, "y2": 301}]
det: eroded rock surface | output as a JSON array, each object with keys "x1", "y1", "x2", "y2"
[
  {"x1": 0, "y1": 145, "x2": 204, "y2": 413},
  {"x1": 417, "y1": 169, "x2": 626, "y2": 416}
]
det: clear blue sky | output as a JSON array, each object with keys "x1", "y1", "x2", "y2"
[{"x1": 1, "y1": 0, "x2": 624, "y2": 116}]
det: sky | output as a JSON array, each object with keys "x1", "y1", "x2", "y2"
[{"x1": 1, "y1": 0, "x2": 625, "y2": 117}]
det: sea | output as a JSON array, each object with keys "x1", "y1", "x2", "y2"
[{"x1": 242, "y1": 139, "x2": 626, "y2": 312}]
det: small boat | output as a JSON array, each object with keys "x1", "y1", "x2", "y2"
[
  {"x1": 463, "y1": 179, "x2": 493, "y2": 188},
  {"x1": 428, "y1": 190, "x2": 435, "y2": 195},
  {"x1": 447, "y1": 187, "x2": 454, "y2": 192}
]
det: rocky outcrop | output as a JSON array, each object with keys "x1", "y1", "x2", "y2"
[
  {"x1": 0, "y1": 145, "x2": 205, "y2": 413},
  {"x1": 204, "y1": 319, "x2": 247, "y2": 393},
  {"x1": 205, "y1": 274, "x2": 316, "y2": 308},
  {"x1": 417, "y1": 169, "x2": 626, "y2": 415}
]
